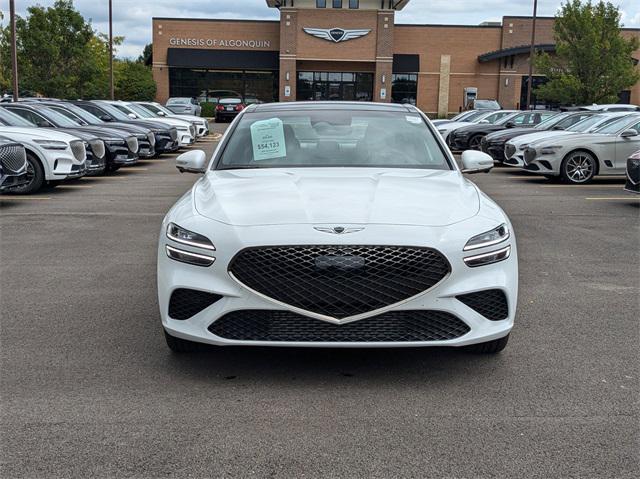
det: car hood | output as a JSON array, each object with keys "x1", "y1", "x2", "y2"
[
  {"x1": 142, "y1": 117, "x2": 191, "y2": 128},
  {"x1": 439, "y1": 121, "x2": 473, "y2": 132},
  {"x1": 170, "y1": 114, "x2": 203, "y2": 123},
  {"x1": 69, "y1": 126, "x2": 130, "y2": 139},
  {"x1": 194, "y1": 168, "x2": 480, "y2": 227},
  {"x1": 509, "y1": 130, "x2": 575, "y2": 147},
  {"x1": 455, "y1": 124, "x2": 505, "y2": 135},
  {"x1": 529, "y1": 133, "x2": 609, "y2": 149},
  {"x1": 0, "y1": 126, "x2": 80, "y2": 142},
  {"x1": 486, "y1": 127, "x2": 541, "y2": 142}
]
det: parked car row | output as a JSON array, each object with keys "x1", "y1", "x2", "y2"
[{"x1": 0, "y1": 100, "x2": 211, "y2": 194}]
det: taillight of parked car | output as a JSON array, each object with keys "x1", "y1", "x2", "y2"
[
  {"x1": 216, "y1": 105, "x2": 225, "y2": 112},
  {"x1": 235, "y1": 104, "x2": 245, "y2": 112}
]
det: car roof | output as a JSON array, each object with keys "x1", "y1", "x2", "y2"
[{"x1": 249, "y1": 101, "x2": 416, "y2": 113}]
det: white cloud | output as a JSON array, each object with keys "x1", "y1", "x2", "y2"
[{"x1": 6, "y1": 0, "x2": 640, "y2": 59}]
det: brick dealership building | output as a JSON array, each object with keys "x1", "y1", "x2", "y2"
[{"x1": 152, "y1": 0, "x2": 640, "y2": 116}]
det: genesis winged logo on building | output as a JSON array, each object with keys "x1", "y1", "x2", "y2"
[{"x1": 303, "y1": 27, "x2": 371, "y2": 43}]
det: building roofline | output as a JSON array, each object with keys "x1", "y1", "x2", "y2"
[
  {"x1": 152, "y1": 17, "x2": 278, "y2": 24},
  {"x1": 396, "y1": 23, "x2": 502, "y2": 29}
]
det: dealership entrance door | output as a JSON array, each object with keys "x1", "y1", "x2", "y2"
[{"x1": 296, "y1": 71, "x2": 374, "y2": 102}]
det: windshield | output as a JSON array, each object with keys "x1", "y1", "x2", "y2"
[
  {"x1": 95, "y1": 102, "x2": 131, "y2": 121},
  {"x1": 592, "y1": 115, "x2": 640, "y2": 134},
  {"x1": 126, "y1": 103, "x2": 155, "y2": 118},
  {"x1": 474, "y1": 100, "x2": 500, "y2": 109},
  {"x1": 220, "y1": 98, "x2": 242, "y2": 105},
  {"x1": 64, "y1": 104, "x2": 104, "y2": 124},
  {"x1": 141, "y1": 103, "x2": 171, "y2": 116},
  {"x1": 0, "y1": 107, "x2": 35, "y2": 127},
  {"x1": 568, "y1": 114, "x2": 614, "y2": 132},
  {"x1": 483, "y1": 111, "x2": 516, "y2": 124},
  {"x1": 168, "y1": 98, "x2": 188, "y2": 104},
  {"x1": 217, "y1": 110, "x2": 452, "y2": 171},
  {"x1": 38, "y1": 107, "x2": 81, "y2": 127}
]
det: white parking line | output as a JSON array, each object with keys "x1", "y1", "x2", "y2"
[
  {"x1": 0, "y1": 196, "x2": 52, "y2": 200},
  {"x1": 585, "y1": 197, "x2": 640, "y2": 200},
  {"x1": 541, "y1": 185, "x2": 623, "y2": 188},
  {"x1": 55, "y1": 185, "x2": 94, "y2": 189}
]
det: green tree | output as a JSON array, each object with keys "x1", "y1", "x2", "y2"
[
  {"x1": 0, "y1": 0, "x2": 103, "y2": 98},
  {"x1": 535, "y1": 0, "x2": 640, "y2": 105},
  {"x1": 138, "y1": 43, "x2": 152, "y2": 65},
  {"x1": 114, "y1": 60, "x2": 156, "y2": 101}
]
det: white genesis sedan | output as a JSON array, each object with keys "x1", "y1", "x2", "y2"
[{"x1": 158, "y1": 102, "x2": 518, "y2": 353}]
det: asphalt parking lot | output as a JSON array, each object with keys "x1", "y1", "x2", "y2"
[{"x1": 1, "y1": 122, "x2": 638, "y2": 478}]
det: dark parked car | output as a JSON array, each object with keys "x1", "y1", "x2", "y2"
[
  {"x1": 448, "y1": 110, "x2": 557, "y2": 151},
  {"x1": 72, "y1": 100, "x2": 179, "y2": 155},
  {"x1": 481, "y1": 111, "x2": 595, "y2": 163},
  {"x1": 0, "y1": 104, "x2": 107, "y2": 175},
  {"x1": 0, "y1": 135, "x2": 28, "y2": 192},
  {"x1": 215, "y1": 98, "x2": 245, "y2": 122},
  {"x1": 5, "y1": 102, "x2": 140, "y2": 173},
  {"x1": 624, "y1": 150, "x2": 640, "y2": 194},
  {"x1": 44, "y1": 101, "x2": 156, "y2": 159}
]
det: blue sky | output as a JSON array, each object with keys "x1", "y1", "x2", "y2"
[{"x1": 4, "y1": 0, "x2": 640, "y2": 58}]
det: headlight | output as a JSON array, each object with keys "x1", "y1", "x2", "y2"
[
  {"x1": 464, "y1": 224, "x2": 510, "y2": 251},
  {"x1": 33, "y1": 139, "x2": 68, "y2": 150},
  {"x1": 166, "y1": 223, "x2": 215, "y2": 250},
  {"x1": 176, "y1": 126, "x2": 189, "y2": 131},
  {"x1": 438, "y1": 129, "x2": 447, "y2": 135},
  {"x1": 518, "y1": 144, "x2": 528, "y2": 151},
  {"x1": 464, "y1": 245, "x2": 511, "y2": 268},
  {"x1": 540, "y1": 145, "x2": 562, "y2": 155},
  {"x1": 104, "y1": 138, "x2": 125, "y2": 143}
]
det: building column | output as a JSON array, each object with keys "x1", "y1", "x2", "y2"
[
  {"x1": 375, "y1": 10, "x2": 394, "y2": 103},
  {"x1": 374, "y1": 61, "x2": 393, "y2": 102},
  {"x1": 279, "y1": 9, "x2": 297, "y2": 102},
  {"x1": 437, "y1": 55, "x2": 451, "y2": 118},
  {"x1": 152, "y1": 65, "x2": 169, "y2": 103}
]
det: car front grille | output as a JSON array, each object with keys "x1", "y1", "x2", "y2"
[
  {"x1": 627, "y1": 158, "x2": 640, "y2": 185},
  {"x1": 456, "y1": 289, "x2": 509, "y2": 321},
  {"x1": 126, "y1": 136, "x2": 139, "y2": 154},
  {"x1": 89, "y1": 139, "x2": 105, "y2": 159},
  {"x1": 69, "y1": 140, "x2": 86, "y2": 162},
  {"x1": 169, "y1": 288, "x2": 222, "y2": 320},
  {"x1": 0, "y1": 143, "x2": 27, "y2": 173},
  {"x1": 189, "y1": 125, "x2": 195, "y2": 137},
  {"x1": 147, "y1": 132, "x2": 156, "y2": 146},
  {"x1": 523, "y1": 148, "x2": 537, "y2": 165},
  {"x1": 229, "y1": 245, "x2": 451, "y2": 319},
  {"x1": 208, "y1": 310, "x2": 470, "y2": 342},
  {"x1": 169, "y1": 128, "x2": 178, "y2": 141},
  {"x1": 505, "y1": 143, "x2": 516, "y2": 159}
]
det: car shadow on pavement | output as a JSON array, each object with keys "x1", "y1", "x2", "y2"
[{"x1": 160, "y1": 345, "x2": 505, "y2": 385}]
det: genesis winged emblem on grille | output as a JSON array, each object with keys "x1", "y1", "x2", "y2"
[
  {"x1": 303, "y1": 27, "x2": 371, "y2": 43},
  {"x1": 314, "y1": 226, "x2": 365, "y2": 235}
]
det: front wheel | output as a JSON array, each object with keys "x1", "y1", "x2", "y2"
[
  {"x1": 11, "y1": 153, "x2": 45, "y2": 194},
  {"x1": 468, "y1": 135, "x2": 484, "y2": 150},
  {"x1": 464, "y1": 334, "x2": 509, "y2": 354},
  {"x1": 560, "y1": 151, "x2": 597, "y2": 184}
]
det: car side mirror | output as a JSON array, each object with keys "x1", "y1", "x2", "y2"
[
  {"x1": 100, "y1": 115, "x2": 112, "y2": 122},
  {"x1": 479, "y1": 120, "x2": 490, "y2": 124},
  {"x1": 176, "y1": 149, "x2": 207, "y2": 174},
  {"x1": 157, "y1": 111, "x2": 166, "y2": 116},
  {"x1": 504, "y1": 121, "x2": 515, "y2": 128},
  {"x1": 461, "y1": 150, "x2": 494, "y2": 174},
  {"x1": 552, "y1": 125, "x2": 564, "y2": 130},
  {"x1": 127, "y1": 113, "x2": 137, "y2": 119},
  {"x1": 620, "y1": 129, "x2": 639, "y2": 138}
]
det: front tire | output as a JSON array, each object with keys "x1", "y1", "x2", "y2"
[
  {"x1": 12, "y1": 153, "x2": 45, "y2": 194},
  {"x1": 468, "y1": 134, "x2": 484, "y2": 150},
  {"x1": 560, "y1": 150, "x2": 597, "y2": 184},
  {"x1": 164, "y1": 330, "x2": 205, "y2": 353},
  {"x1": 465, "y1": 334, "x2": 510, "y2": 354}
]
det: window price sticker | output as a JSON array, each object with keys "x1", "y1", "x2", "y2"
[{"x1": 250, "y1": 118, "x2": 287, "y2": 161}]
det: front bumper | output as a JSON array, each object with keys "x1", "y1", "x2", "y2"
[
  {"x1": 0, "y1": 171, "x2": 29, "y2": 191},
  {"x1": 447, "y1": 134, "x2": 470, "y2": 151},
  {"x1": 155, "y1": 134, "x2": 180, "y2": 153},
  {"x1": 158, "y1": 223, "x2": 518, "y2": 348},
  {"x1": 481, "y1": 139, "x2": 507, "y2": 162}
]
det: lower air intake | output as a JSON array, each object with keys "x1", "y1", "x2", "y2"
[
  {"x1": 456, "y1": 289, "x2": 508, "y2": 321},
  {"x1": 168, "y1": 288, "x2": 222, "y2": 320},
  {"x1": 208, "y1": 310, "x2": 470, "y2": 342}
]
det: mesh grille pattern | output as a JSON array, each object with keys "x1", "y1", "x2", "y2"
[
  {"x1": 168, "y1": 288, "x2": 222, "y2": 320},
  {"x1": 523, "y1": 148, "x2": 536, "y2": 165},
  {"x1": 69, "y1": 140, "x2": 86, "y2": 162},
  {"x1": 147, "y1": 132, "x2": 156, "y2": 146},
  {"x1": 89, "y1": 139, "x2": 105, "y2": 159},
  {"x1": 0, "y1": 143, "x2": 27, "y2": 173},
  {"x1": 189, "y1": 125, "x2": 195, "y2": 137},
  {"x1": 169, "y1": 128, "x2": 178, "y2": 141},
  {"x1": 209, "y1": 310, "x2": 470, "y2": 342},
  {"x1": 505, "y1": 143, "x2": 516, "y2": 159},
  {"x1": 456, "y1": 289, "x2": 508, "y2": 321},
  {"x1": 126, "y1": 136, "x2": 139, "y2": 153},
  {"x1": 229, "y1": 245, "x2": 450, "y2": 319},
  {"x1": 627, "y1": 159, "x2": 640, "y2": 184}
]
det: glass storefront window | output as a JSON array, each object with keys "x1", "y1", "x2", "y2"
[
  {"x1": 391, "y1": 73, "x2": 418, "y2": 105},
  {"x1": 168, "y1": 68, "x2": 278, "y2": 104},
  {"x1": 297, "y1": 71, "x2": 373, "y2": 102}
]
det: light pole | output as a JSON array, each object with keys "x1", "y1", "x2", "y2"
[
  {"x1": 526, "y1": 0, "x2": 538, "y2": 110},
  {"x1": 9, "y1": 0, "x2": 19, "y2": 101},
  {"x1": 109, "y1": 0, "x2": 114, "y2": 100}
]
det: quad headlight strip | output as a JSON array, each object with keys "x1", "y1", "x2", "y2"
[
  {"x1": 166, "y1": 223, "x2": 215, "y2": 267},
  {"x1": 463, "y1": 224, "x2": 511, "y2": 267}
]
